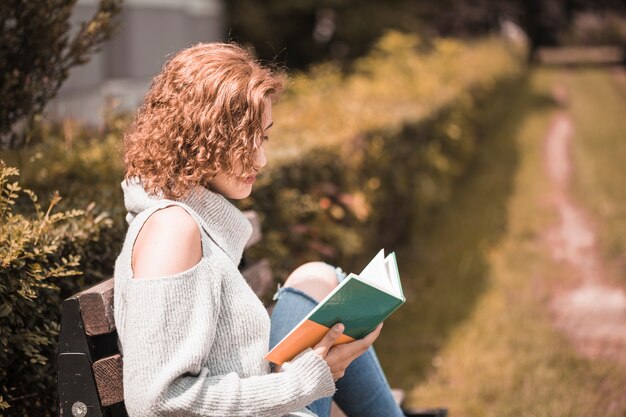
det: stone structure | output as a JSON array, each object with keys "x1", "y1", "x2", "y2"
[{"x1": 47, "y1": 0, "x2": 225, "y2": 125}]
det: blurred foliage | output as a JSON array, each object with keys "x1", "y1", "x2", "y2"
[
  {"x1": 0, "y1": 0, "x2": 123, "y2": 149},
  {"x1": 227, "y1": 0, "x2": 625, "y2": 69},
  {"x1": 10, "y1": 111, "x2": 127, "y2": 206},
  {"x1": 0, "y1": 162, "x2": 113, "y2": 415},
  {"x1": 558, "y1": 11, "x2": 626, "y2": 45},
  {"x1": 227, "y1": 0, "x2": 519, "y2": 68},
  {"x1": 239, "y1": 32, "x2": 527, "y2": 280},
  {"x1": 270, "y1": 32, "x2": 524, "y2": 160}
]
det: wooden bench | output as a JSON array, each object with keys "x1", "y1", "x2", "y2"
[{"x1": 57, "y1": 210, "x2": 447, "y2": 417}]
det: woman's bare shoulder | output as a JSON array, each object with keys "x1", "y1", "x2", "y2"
[{"x1": 132, "y1": 205, "x2": 203, "y2": 279}]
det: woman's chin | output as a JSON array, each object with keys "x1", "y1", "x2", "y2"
[
  {"x1": 207, "y1": 177, "x2": 254, "y2": 200},
  {"x1": 224, "y1": 185, "x2": 253, "y2": 200}
]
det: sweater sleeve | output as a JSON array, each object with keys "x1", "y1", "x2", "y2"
[{"x1": 117, "y1": 258, "x2": 336, "y2": 417}]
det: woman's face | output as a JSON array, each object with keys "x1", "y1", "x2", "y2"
[{"x1": 206, "y1": 100, "x2": 273, "y2": 200}]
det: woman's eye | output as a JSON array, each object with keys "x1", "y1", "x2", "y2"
[{"x1": 262, "y1": 136, "x2": 269, "y2": 143}]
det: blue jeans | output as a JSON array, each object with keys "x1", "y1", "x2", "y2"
[{"x1": 269, "y1": 265, "x2": 405, "y2": 417}]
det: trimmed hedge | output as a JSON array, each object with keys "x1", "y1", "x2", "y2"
[{"x1": 268, "y1": 32, "x2": 523, "y2": 163}]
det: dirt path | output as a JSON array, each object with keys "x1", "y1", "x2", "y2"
[{"x1": 543, "y1": 86, "x2": 626, "y2": 363}]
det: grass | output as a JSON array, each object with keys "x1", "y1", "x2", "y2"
[
  {"x1": 561, "y1": 67, "x2": 626, "y2": 286},
  {"x1": 375, "y1": 67, "x2": 626, "y2": 416}
]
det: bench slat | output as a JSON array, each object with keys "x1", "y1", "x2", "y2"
[
  {"x1": 77, "y1": 278, "x2": 115, "y2": 336},
  {"x1": 93, "y1": 353, "x2": 124, "y2": 407}
]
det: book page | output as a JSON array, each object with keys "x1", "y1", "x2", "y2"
[
  {"x1": 358, "y1": 249, "x2": 394, "y2": 294},
  {"x1": 384, "y1": 252, "x2": 403, "y2": 298}
]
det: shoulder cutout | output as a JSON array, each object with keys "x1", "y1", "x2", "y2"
[{"x1": 132, "y1": 205, "x2": 203, "y2": 279}]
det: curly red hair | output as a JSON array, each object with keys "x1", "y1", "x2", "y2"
[{"x1": 123, "y1": 42, "x2": 284, "y2": 199}]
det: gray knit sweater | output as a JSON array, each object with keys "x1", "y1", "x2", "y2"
[{"x1": 113, "y1": 178, "x2": 336, "y2": 417}]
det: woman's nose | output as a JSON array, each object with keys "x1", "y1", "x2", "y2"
[{"x1": 254, "y1": 144, "x2": 267, "y2": 169}]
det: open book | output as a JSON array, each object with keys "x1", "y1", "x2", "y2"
[{"x1": 265, "y1": 249, "x2": 405, "y2": 365}]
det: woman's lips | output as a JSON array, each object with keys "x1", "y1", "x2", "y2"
[{"x1": 244, "y1": 174, "x2": 256, "y2": 184}]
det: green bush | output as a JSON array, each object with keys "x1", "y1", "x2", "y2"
[
  {"x1": 2, "y1": 110, "x2": 128, "y2": 286},
  {"x1": 6, "y1": 111, "x2": 127, "y2": 207},
  {"x1": 0, "y1": 162, "x2": 112, "y2": 415}
]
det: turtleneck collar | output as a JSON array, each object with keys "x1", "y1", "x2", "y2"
[{"x1": 122, "y1": 177, "x2": 252, "y2": 265}]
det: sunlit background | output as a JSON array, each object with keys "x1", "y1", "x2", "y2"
[{"x1": 2, "y1": 0, "x2": 626, "y2": 415}]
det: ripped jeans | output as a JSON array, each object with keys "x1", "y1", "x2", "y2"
[{"x1": 269, "y1": 265, "x2": 404, "y2": 417}]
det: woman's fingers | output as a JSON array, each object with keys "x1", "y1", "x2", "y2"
[
  {"x1": 330, "y1": 323, "x2": 384, "y2": 362},
  {"x1": 313, "y1": 323, "x2": 345, "y2": 358},
  {"x1": 318, "y1": 322, "x2": 384, "y2": 381}
]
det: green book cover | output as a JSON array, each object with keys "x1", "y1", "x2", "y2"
[
  {"x1": 265, "y1": 249, "x2": 405, "y2": 365},
  {"x1": 309, "y1": 276, "x2": 405, "y2": 339}
]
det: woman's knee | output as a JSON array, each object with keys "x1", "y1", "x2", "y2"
[{"x1": 283, "y1": 261, "x2": 339, "y2": 302}]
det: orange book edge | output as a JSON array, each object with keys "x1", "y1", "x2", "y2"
[{"x1": 265, "y1": 319, "x2": 355, "y2": 365}]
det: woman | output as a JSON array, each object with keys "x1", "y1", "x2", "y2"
[{"x1": 114, "y1": 42, "x2": 404, "y2": 417}]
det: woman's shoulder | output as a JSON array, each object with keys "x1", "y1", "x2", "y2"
[
  {"x1": 131, "y1": 205, "x2": 203, "y2": 280},
  {"x1": 144, "y1": 205, "x2": 200, "y2": 232}
]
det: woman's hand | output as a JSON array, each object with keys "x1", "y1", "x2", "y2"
[{"x1": 313, "y1": 323, "x2": 383, "y2": 381}]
